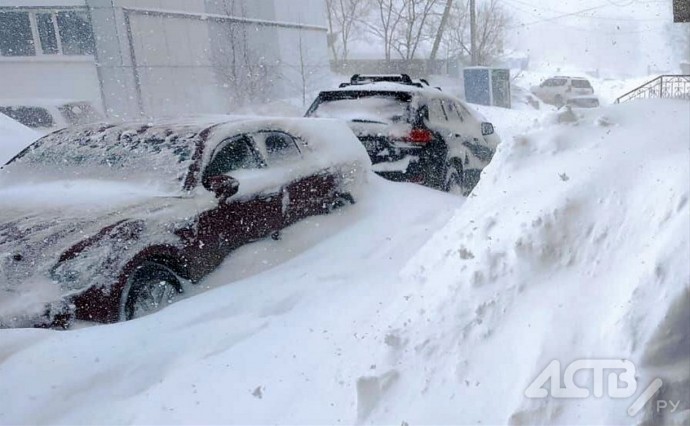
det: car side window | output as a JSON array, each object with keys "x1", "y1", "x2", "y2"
[
  {"x1": 428, "y1": 99, "x2": 447, "y2": 122},
  {"x1": 254, "y1": 131, "x2": 301, "y2": 165},
  {"x1": 444, "y1": 100, "x2": 464, "y2": 122},
  {"x1": 204, "y1": 135, "x2": 262, "y2": 179},
  {"x1": 456, "y1": 102, "x2": 474, "y2": 121}
]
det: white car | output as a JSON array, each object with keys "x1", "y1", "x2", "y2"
[
  {"x1": 0, "y1": 99, "x2": 104, "y2": 135},
  {"x1": 530, "y1": 76, "x2": 595, "y2": 106}
]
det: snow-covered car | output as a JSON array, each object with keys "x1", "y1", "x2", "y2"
[
  {"x1": 0, "y1": 117, "x2": 369, "y2": 328},
  {"x1": 0, "y1": 99, "x2": 104, "y2": 135},
  {"x1": 305, "y1": 74, "x2": 500, "y2": 194},
  {"x1": 530, "y1": 76, "x2": 595, "y2": 106}
]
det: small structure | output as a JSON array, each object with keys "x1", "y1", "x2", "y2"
[{"x1": 463, "y1": 67, "x2": 511, "y2": 108}]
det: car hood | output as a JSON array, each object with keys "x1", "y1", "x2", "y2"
[{"x1": 0, "y1": 180, "x2": 210, "y2": 319}]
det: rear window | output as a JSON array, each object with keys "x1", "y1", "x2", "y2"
[
  {"x1": 0, "y1": 106, "x2": 54, "y2": 129},
  {"x1": 306, "y1": 91, "x2": 412, "y2": 124},
  {"x1": 571, "y1": 79, "x2": 593, "y2": 89}
]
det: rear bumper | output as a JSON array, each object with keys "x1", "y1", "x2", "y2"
[{"x1": 373, "y1": 156, "x2": 436, "y2": 186}]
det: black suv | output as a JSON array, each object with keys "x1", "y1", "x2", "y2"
[{"x1": 305, "y1": 74, "x2": 500, "y2": 194}]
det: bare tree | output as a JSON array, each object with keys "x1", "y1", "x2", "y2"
[
  {"x1": 211, "y1": 1, "x2": 276, "y2": 107},
  {"x1": 325, "y1": 0, "x2": 371, "y2": 64},
  {"x1": 280, "y1": 29, "x2": 331, "y2": 107},
  {"x1": 392, "y1": 0, "x2": 440, "y2": 60},
  {"x1": 440, "y1": 0, "x2": 510, "y2": 65},
  {"x1": 474, "y1": 0, "x2": 510, "y2": 64},
  {"x1": 365, "y1": 0, "x2": 406, "y2": 61}
]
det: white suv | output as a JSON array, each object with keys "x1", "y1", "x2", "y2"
[{"x1": 531, "y1": 76, "x2": 594, "y2": 106}]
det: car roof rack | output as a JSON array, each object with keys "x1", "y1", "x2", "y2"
[{"x1": 339, "y1": 73, "x2": 426, "y2": 88}]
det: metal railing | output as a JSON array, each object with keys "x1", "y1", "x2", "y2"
[{"x1": 616, "y1": 75, "x2": 690, "y2": 103}]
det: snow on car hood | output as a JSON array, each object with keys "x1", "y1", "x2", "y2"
[{"x1": 0, "y1": 180, "x2": 211, "y2": 320}]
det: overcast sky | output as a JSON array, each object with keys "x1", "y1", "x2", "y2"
[{"x1": 504, "y1": 0, "x2": 677, "y2": 75}]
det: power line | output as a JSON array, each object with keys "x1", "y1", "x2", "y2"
[
  {"x1": 503, "y1": 0, "x2": 666, "y2": 30},
  {"x1": 504, "y1": 0, "x2": 665, "y2": 22}
]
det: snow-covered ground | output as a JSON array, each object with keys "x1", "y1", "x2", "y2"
[
  {"x1": 0, "y1": 99, "x2": 688, "y2": 424},
  {"x1": 0, "y1": 113, "x2": 39, "y2": 165}
]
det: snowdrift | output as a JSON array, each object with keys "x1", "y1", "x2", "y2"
[
  {"x1": 0, "y1": 100, "x2": 687, "y2": 425},
  {"x1": 372, "y1": 99, "x2": 690, "y2": 424},
  {"x1": 0, "y1": 113, "x2": 39, "y2": 165}
]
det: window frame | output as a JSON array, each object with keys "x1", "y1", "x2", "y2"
[
  {"x1": 427, "y1": 98, "x2": 448, "y2": 122},
  {"x1": 34, "y1": 12, "x2": 62, "y2": 55},
  {"x1": 251, "y1": 130, "x2": 303, "y2": 166},
  {"x1": 202, "y1": 135, "x2": 265, "y2": 182},
  {"x1": 0, "y1": 8, "x2": 93, "y2": 58},
  {"x1": 443, "y1": 100, "x2": 464, "y2": 123},
  {"x1": 0, "y1": 11, "x2": 36, "y2": 57}
]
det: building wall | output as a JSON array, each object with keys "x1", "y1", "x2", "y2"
[
  {"x1": 0, "y1": 2, "x2": 102, "y2": 110},
  {"x1": 0, "y1": 0, "x2": 329, "y2": 119},
  {"x1": 0, "y1": 59, "x2": 100, "y2": 103}
]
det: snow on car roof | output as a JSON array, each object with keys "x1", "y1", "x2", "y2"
[{"x1": 327, "y1": 81, "x2": 440, "y2": 94}]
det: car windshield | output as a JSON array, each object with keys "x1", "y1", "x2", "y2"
[
  {"x1": 306, "y1": 91, "x2": 412, "y2": 124},
  {"x1": 1, "y1": 124, "x2": 201, "y2": 191}
]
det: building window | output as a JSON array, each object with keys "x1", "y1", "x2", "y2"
[
  {"x1": 0, "y1": 12, "x2": 36, "y2": 56},
  {"x1": 57, "y1": 11, "x2": 95, "y2": 55},
  {"x1": 0, "y1": 9, "x2": 94, "y2": 57},
  {"x1": 37, "y1": 13, "x2": 59, "y2": 54}
]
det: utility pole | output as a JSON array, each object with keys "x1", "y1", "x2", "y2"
[
  {"x1": 470, "y1": 0, "x2": 478, "y2": 65},
  {"x1": 430, "y1": 0, "x2": 453, "y2": 61}
]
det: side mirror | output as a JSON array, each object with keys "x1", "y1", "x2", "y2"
[
  {"x1": 203, "y1": 175, "x2": 239, "y2": 201},
  {"x1": 481, "y1": 122, "x2": 495, "y2": 136}
]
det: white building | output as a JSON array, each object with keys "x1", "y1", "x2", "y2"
[{"x1": 0, "y1": 0, "x2": 329, "y2": 118}]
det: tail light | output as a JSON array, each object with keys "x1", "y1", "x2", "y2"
[{"x1": 405, "y1": 128, "x2": 433, "y2": 144}]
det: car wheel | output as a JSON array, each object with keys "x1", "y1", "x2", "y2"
[
  {"x1": 123, "y1": 261, "x2": 183, "y2": 321},
  {"x1": 554, "y1": 95, "x2": 564, "y2": 107},
  {"x1": 443, "y1": 162, "x2": 464, "y2": 196}
]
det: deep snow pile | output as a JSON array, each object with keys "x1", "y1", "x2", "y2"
[
  {"x1": 0, "y1": 100, "x2": 687, "y2": 425},
  {"x1": 0, "y1": 113, "x2": 39, "y2": 165},
  {"x1": 367, "y1": 99, "x2": 690, "y2": 424}
]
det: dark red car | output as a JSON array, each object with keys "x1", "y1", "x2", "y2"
[{"x1": 0, "y1": 117, "x2": 369, "y2": 328}]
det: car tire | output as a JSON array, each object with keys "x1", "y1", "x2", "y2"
[
  {"x1": 443, "y1": 161, "x2": 464, "y2": 196},
  {"x1": 554, "y1": 95, "x2": 564, "y2": 107},
  {"x1": 123, "y1": 261, "x2": 183, "y2": 321}
]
